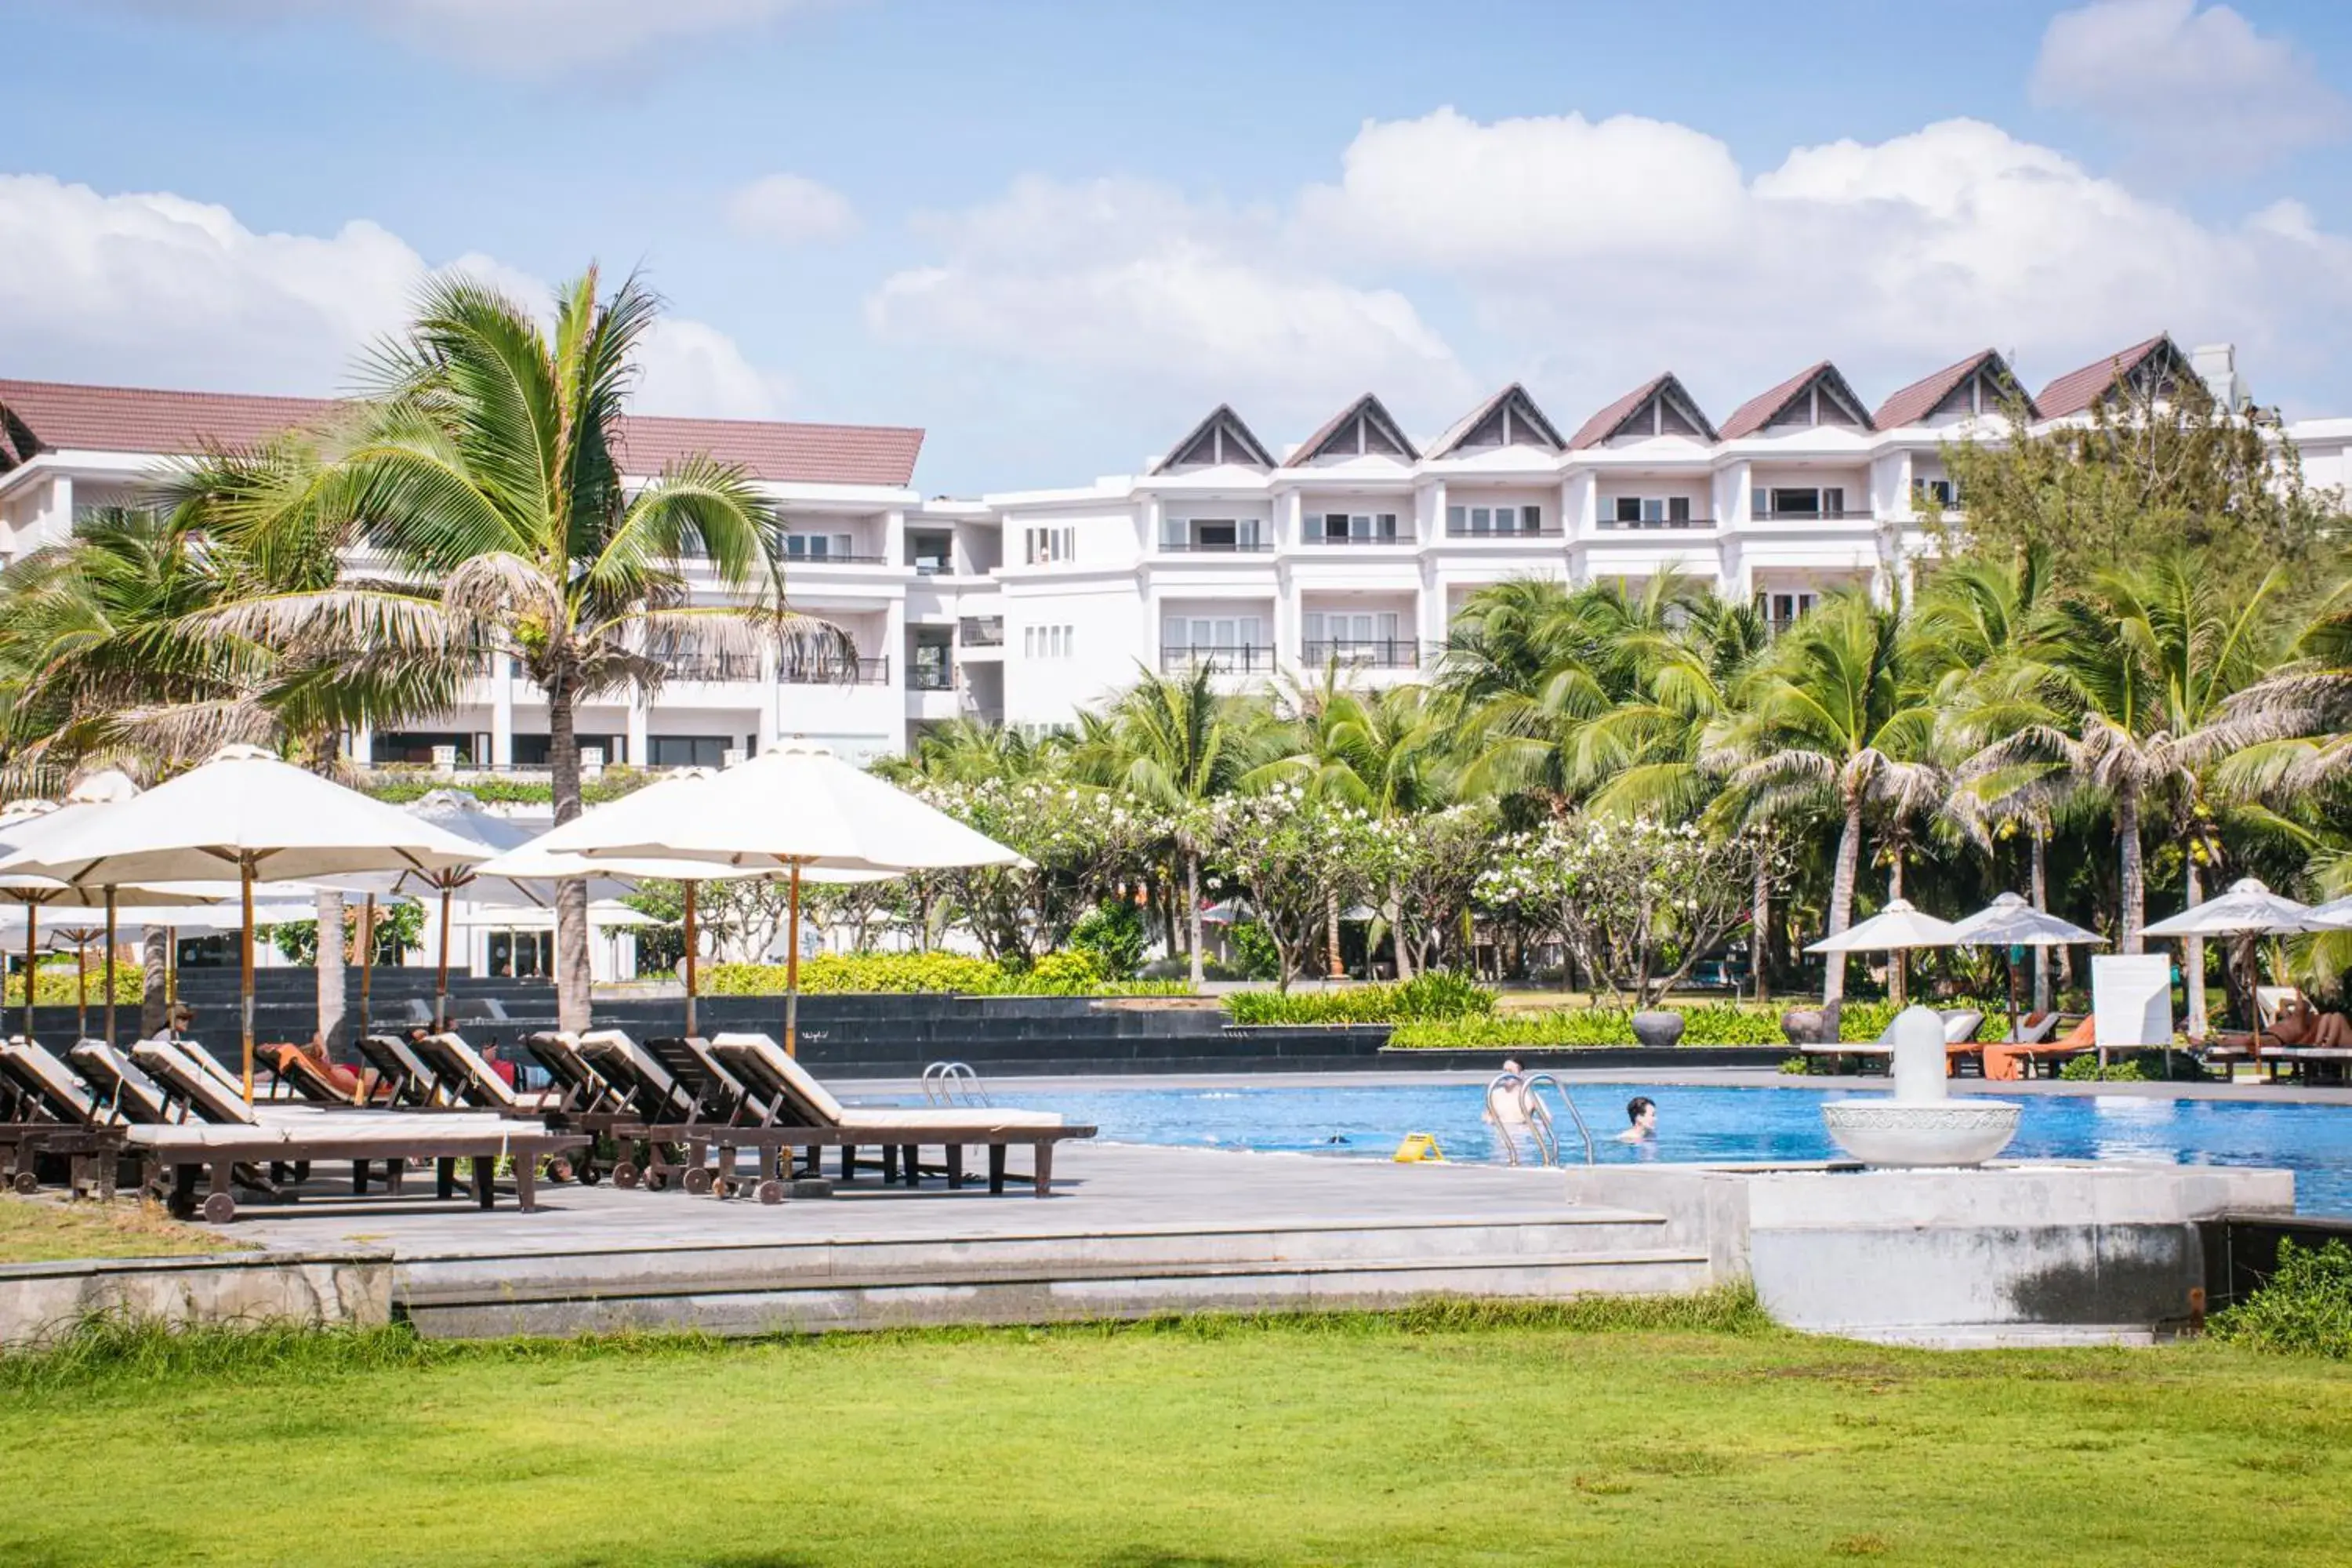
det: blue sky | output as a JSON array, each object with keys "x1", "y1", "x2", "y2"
[{"x1": 8, "y1": 0, "x2": 2352, "y2": 492}]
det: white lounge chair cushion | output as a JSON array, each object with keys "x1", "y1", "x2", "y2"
[
  {"x1": 427, "y1": 1033, "x2": 561, "y2": 1110},
  {"x1": 4, "y1": 1041, "x2": 98, "y2": 1121},
  {"x1": 125, "y1": 1111, "x2": 530, "y2": 1151},
  {"x1": 132, "y1": 1039, "x2": 257, "y2": 1126},
  {"x1": 1939, "y1": 1010, "x2": 1986, "y2": 1044},
  {"x1": 579, "y1": 1029, "x2": 681, "y2": 1104},
  {"x1": 67, "y1": 1041, "x2": 174, "y2": 1123},
  {"x1": 708, "y1": 1033, "x2": 1062, "y2": 1130}
]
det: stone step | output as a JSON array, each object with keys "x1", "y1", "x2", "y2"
[
  {"x1": 400, "y1": 1246, "x2": 1712, "y2": 1339},
  {"x1": 395, "y1": 1211, "x2": 1679, "y2": 1308}
]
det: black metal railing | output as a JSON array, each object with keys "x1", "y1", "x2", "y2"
[
  {"x1": 1160, "y1": 539, "x2": 1272, "y2": 553},
  {"x1": 1300, "y1": 532, "x2": 1411, "y2": 546},
  {"x1": 1443, "y1": 525, "x2": 1563, "y2": 539},
  {"x1": 785, "y1": 550, "x2": 889, "y2": 565},
  {"x1": 959, "y1": 618, "x2": 1005, "y2": 646},
  {"x1": 909, "y1": 663, "x2": 954, "y2": 691},
  {"x1": 1301, "y1": 639, "x2": 1420, "y2": 669},
  {"x1": 1754, "y1": 508, "x2": 1874, "y2": 521},
  {"x1": 1597, "y1": 517, "x2": 1715, "y2": 531},
  {"x1": 1161, "y1": 645, "x2": 1279, "y2": 673},
  {"x1": 780, "y1": 655, "x2": 891, "y2": 686},
  {"x1": 659, "y1": 652, "x2": 763, "y2": 682}
]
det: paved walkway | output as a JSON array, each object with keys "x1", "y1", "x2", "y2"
[{"x1": 230, "y1": 1140, "x2": 1606, "y2": 1261}]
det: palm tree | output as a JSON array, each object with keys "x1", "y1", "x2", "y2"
[
  {"x1": 1706, "y1": 593, "x2": 1940, "y2": 1019},
  {"x1": 1973, "y1": 557, "x2": 2281, "y2": 965},
  {"x1": 215, "y1": 267, "x2": 850, "y2": 1033},
  {"x1": 1073, "y1": 666, "x2": 1254, "y2": 987}
]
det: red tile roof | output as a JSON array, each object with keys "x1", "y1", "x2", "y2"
[
  {"x1": 1873, "y1": 350, "x2": 1997, "y2": 430},
  {"x1": 1282, "y1": 393, "x2": 1417, "y2": 466},
  {"x1": 1570, "y1": 374, "x2": 1661, "y2": 449},
  {"x1": 2033, "y1": 336, "x2": 2170, "y2": 419},
  {"x1": 0, "y1": 378, "x2": 924, "y2": 488},
  {"x1": 1426, "y1": 383, "x2": 1565, "y2": 458},
  {"x1": 1719, "y1": 361, "x2": 1831, "y2": 440}
]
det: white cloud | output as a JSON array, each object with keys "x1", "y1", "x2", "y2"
[
  {"x1": 0, "y1": 173, "x2": 782, "y2": 419},
  {"x1": 125, "y1": 0, "x2": 829, "y2": 74},
  {"x1": 867, "y1": 176, "x2": 1473, "y2": 441},
  {"x1": 2031, "y1": 0, "x2": 2349, "y2": 165},
  {"x1": 726, "y1": 173, "x2": 860, "y2": 246},
  {"x1": 1290, "y1": 109, "x2": 2352, "y2": 419}
]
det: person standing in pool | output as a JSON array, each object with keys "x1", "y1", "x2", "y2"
[{"x1": 1614, "y1": 1096, "x2": 1658, "y2": 1143}]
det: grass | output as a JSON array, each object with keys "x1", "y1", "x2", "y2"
[
  {"x1": 0, "y1": 1195, "x2": 248, "y2": 1265},
  {"x1": 3, "y1": 1295, "x2": 2351, "y2": 1565}
]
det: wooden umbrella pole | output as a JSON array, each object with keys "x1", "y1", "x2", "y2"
[
  {"x1": 435, "y1": 884, "x2": 452, "y2": 1033},
  {"x1": 784, "y1": 862, "x2": 803, "y2": 1058},
  {"x1": 103, "y1": 888, "x2": 118, "y2": 1048},
  {"x1": 165, "y1": 927, "x2": 177, "y2": 1007},
  {"x1": 240, "y1": 858, "x2": 256, "y2": 1105},
  {"x1": 23, "y1": 902, "x2": 38, "y2": 1042},
  {"x1": 683, "y1": 880, "x2": 699, "y2": 1040},
  {"x1": 358, "y1": 894, "x2": 375, "y2": 1038},
  {"x1": 74, "y1": 938, "x2": 86, "y2": 1038}
]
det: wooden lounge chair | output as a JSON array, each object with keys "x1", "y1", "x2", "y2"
[
  {"x1": 520, "y1": 1032, "x2": 617, "y2": 1115},
  {"x1": 125, "y1": 1036, "x2": 587, "y2": 1223},
  {"x1": 260, "y1": 1044, "x2": 365, "y2": 1107},
  {"x1": 1983, "y1": 1014, "x2": 2096, "y2": 1080},
  {"x1": 354, "y1": 1034, "x2": 441, "y2": 1106},
  {"x1": 701, "y1": 1032, "x2": 1093, "y2": 1202},
  {"x1": 408, "y1": 1033, "x2": 563, "y2": 1114},
  {"x1": 0, "y1": 1041, "x2": 127, "y2": 1196}
]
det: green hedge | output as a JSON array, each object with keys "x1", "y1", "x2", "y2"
[
  {"x1": 359, "y1": 768, "x2": 659, "y2": 808},
  {"x1": 1388, "y1": 999, "x2": 2010, "y2": 1050},
  {"x1": 699, "y1": 951, "x2": 1188, "y2": 998},
  {"x1": 1224, "y1": 974, "x2": 1496, "y2": 1026}
]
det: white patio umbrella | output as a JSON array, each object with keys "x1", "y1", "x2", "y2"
[
  {"x1": 0, "y1": 776, "x2": 238, "y2": 1046},
  {"x1": 0, "y1": 746, "x2": 485, "y2": 1100},
  {"x1": 474, "y1": 837, "x2": 887, "y2": 1037},
  {"x1": 535, "y1": 743, "x2": 1019, "y2": 1054},
  {"x1": 2143, "y1": 878, "x2": 2316, "y2": 1052},
  {"x1": 325, "y1": 789, "x2": 642, "y2": 1033},
  {"x1": 1807, "y1": 898, "x2": 1962, "y2": 1012},
  {"x1": 1944, "y1": 892, "x2": 2107, "y2": 1044}
]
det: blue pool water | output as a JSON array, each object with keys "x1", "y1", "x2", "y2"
[{"x1": 862, "y1": 1083, "x2": 2352, "y2": 1216}]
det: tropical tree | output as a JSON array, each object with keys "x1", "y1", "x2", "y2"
[
  {"x1": 1071, "y1": 666, "x2": 1258, "y2": 986},
  {"x1": 212, "y1": 267, "x2": 851, "y2": 1032},
  {"x1": 1706, "y1": 593, "x2": 1941, "y2": 1018}
]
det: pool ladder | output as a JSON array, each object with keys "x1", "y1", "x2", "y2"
[
  {"x1": 1485, "y1": 1071, "x2": 1595, "y2": 1167},
  {"x1": 920, "y1": 1061, "x2": 991, "y2": 1107}
]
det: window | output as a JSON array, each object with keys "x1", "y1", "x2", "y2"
[
  {"x1": 648, "y1": 735, "x2": 732, "y2": 769},
  {"x1": 1170, "y1": 615, "x2": 1265, "y2": 649},
  {"x1": 1024, "y1": 525, "x2": 1076, "y2": 564},
  {"x1": 1915, "y1": 478, "x2": 1957, "y2": 509},
  {"x1": 1756, "y1": 487, "x2": 1846, "y2": 519},
  {"x1": 1304, "y1": 611, "x2": 1401, "y2": 646},
  {"x1": 1610, "y1": 498, "x2": 1693, "y2": 528},
  {"x1": 785, "y1": 532, "x2": 856, "y2": 561},
  {"x1": 1759, "y1": 590, "x2": 1819, "y2": 630},
  {"x1": 487, "y1": 930, "x2": 553, "y2": 980},
  {"x1": 1316, "y1": 512, "x2": 1399, "y2": 542},
  {"x1": 511, "y1": 734, "x2": 624, "y2": 767},
  {"x1": 1022, "y1": 625, "x2": 1075, "y2": 659},
  {"x1": 1163, "y1": 517, "x2": 1264, "y2": 550}
]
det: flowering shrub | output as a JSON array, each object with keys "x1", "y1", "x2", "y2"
[
  {"x1": 913, "y1": 778, "x2": 1174, "y2": 965},
  {"x1": 1475, "y1": 814, "x2": 1761, "y2": 1008},
  {"x1": 1204, "y1": 785, "x2": 1388, "y2": 990}
]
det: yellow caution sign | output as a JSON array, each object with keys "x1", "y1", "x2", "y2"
[{"x1": 1392, "y1": 1132, "x2": 1446, "y2": 1163}]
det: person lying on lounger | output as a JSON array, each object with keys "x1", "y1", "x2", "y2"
[{"x1": 2263, "y1": 994, "x2": 2352, "y2": 1048}]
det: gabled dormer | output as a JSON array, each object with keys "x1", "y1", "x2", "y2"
[
  {"x1": 2035, "y1": 335, "x2": 2200, "y2": 419},
  {"x1": 1149, "y1": 404, "x2": 1276, "y2": 474},
  {"x1": 1567, "y1": 372, "x2": 1717, "y2": 448},
  {"x1": 1426, "y1": 383, "x2": 1566, "y2": 459},
  {"x1": 1719, "y1": 362, "x2": 1875, "y2": 439},
  {"x1": 1874, "y1": 350, "x2": 2038, "y2": 429},
  {"x1": 1283, "y1": 394, "x2": 1417, "y2": 466}
]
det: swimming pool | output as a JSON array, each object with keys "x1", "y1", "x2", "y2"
[{"x1": 860, "y1": 1082, "x2": 2352, "y2": 1216}]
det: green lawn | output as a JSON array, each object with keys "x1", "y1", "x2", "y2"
[
  {"x1": 0, "y1": 1195, "x2": 246, "y2": 1265},
  {"x1": 2, "y1": 1301, "x2": 2348, "y2": 1566}
]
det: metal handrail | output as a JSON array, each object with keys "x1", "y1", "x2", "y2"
[
  {"x1": 1483, "y1": 1070, "x2": 1594, "y2": 1167},
  {"x1": 920, "y1": 1061, "x2": 991, "y2": 1107}
]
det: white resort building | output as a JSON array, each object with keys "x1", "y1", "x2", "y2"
[{"x1": 4, "y1": 334, "x2": 2348, "y2": 764}]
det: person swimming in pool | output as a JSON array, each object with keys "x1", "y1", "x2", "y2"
[{"x1": 1614, "y1": 1096, "x2": 1658, "y2": 1143}]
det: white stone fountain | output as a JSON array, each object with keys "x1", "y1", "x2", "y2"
[{"x1": 1820, "y1": 1004, "x2": 2021, "y2": 1167}]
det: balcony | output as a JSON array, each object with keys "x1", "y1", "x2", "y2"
[
  {"x1": 780, "y1": 655, "x2": 891, "y2": 686},
  {"x1": 1298, "y1": 531, "x2": 1412, "y2": 547},
  {"x1": 959, "y1": 617, "x2": 1005, "y2": 647},
  {"x1": 1301, "y1": 639, "x2": 1419, "y2": 670},
  {"x1": 782, "y1": 550, "x2": 889, "y2": 565},
  {"x1": 1597, "y1": 517, "x2": 1715, "y2": 532},
  {"x1": 658, "y1": 652, "x2": 763, "y2": 683},
  {"x1": 1161, "y1": 644, "x2": 1279, "y2": 674},
  {"x1": 1159, "y1": 539, "x2": 1272, "y2": 554},
  {"x1": 909, "y1": 663, "x2": 954, "y2": 691},
  {"x1": 1754, "y1": 508, "x2": 1873, "y2": 522}
]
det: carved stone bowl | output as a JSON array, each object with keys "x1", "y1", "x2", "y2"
[{"x1": 1821, "y1": 1100, "x2": 2022, "y2": 1168}]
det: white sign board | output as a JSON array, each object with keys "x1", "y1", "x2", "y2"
[{"x1": 2092, "y1": 953, "x2": 2174, "y2": 1049}]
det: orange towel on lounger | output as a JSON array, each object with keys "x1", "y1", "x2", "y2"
[{"x1": 1984, "y1": 1014, "x2": 2092, "y2": 1080}]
